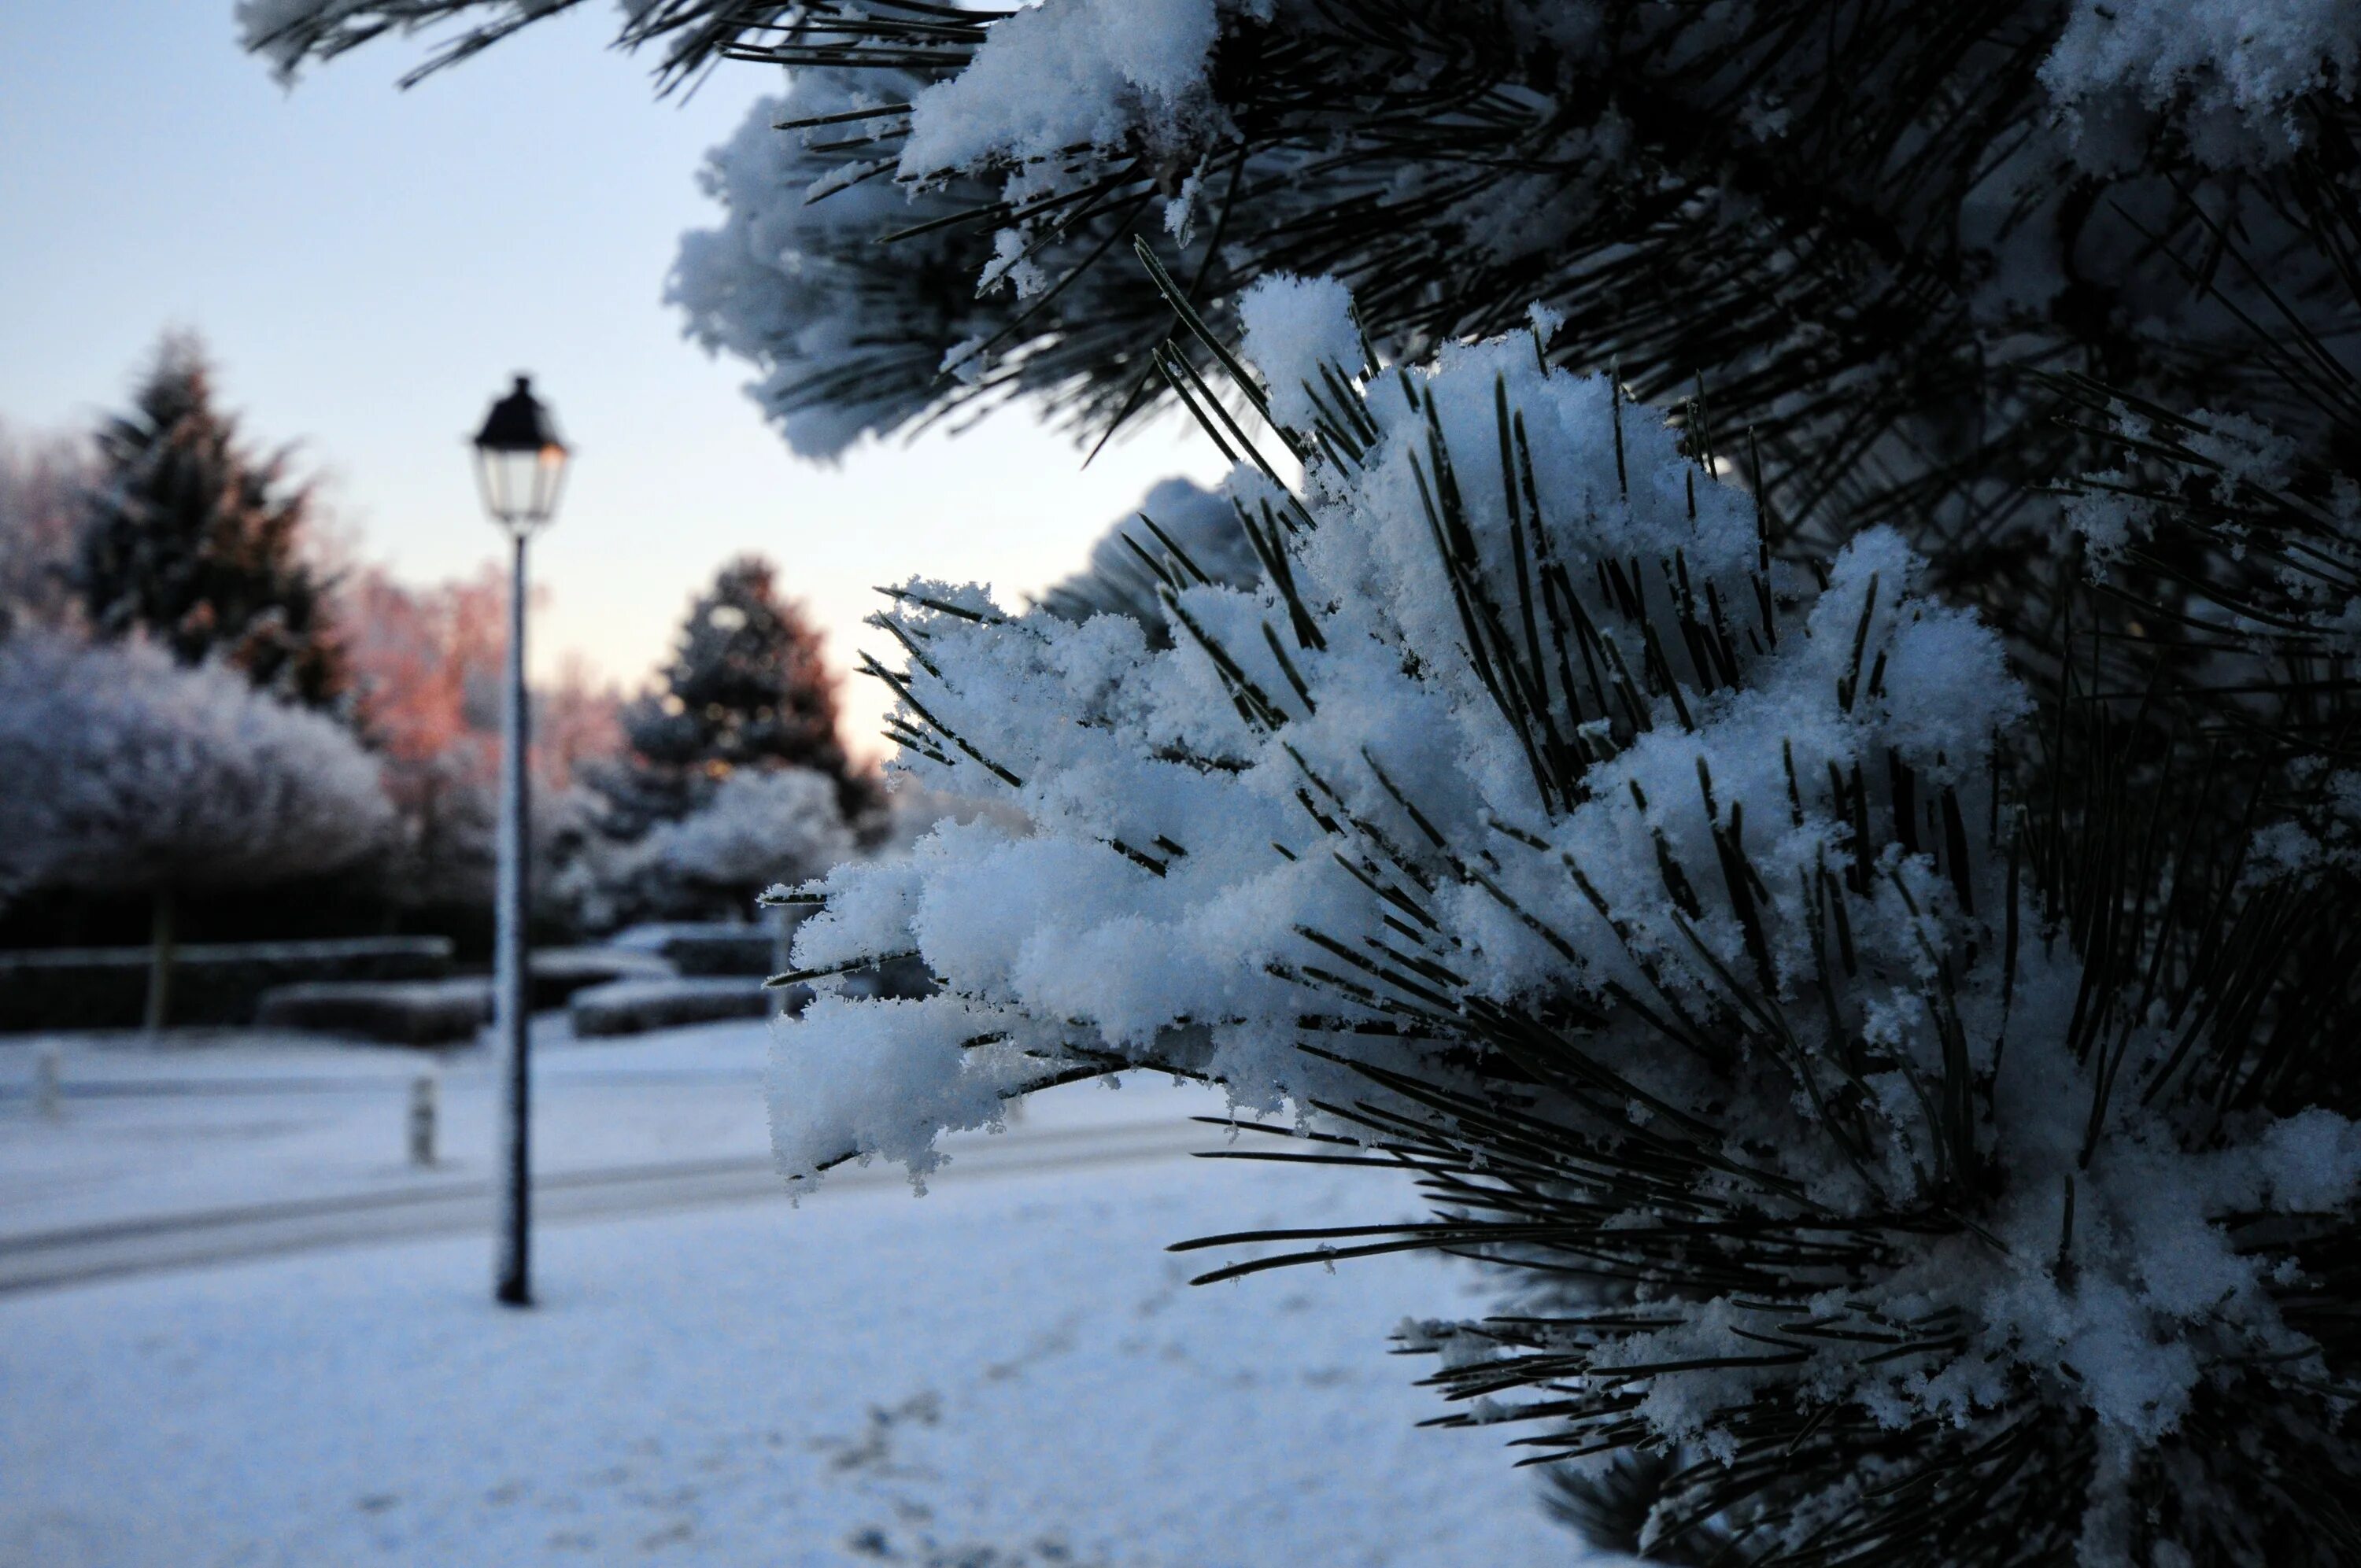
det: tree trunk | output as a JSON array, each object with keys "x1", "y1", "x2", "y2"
[{"x1": 143, "y1": 884, "x2": 176, "y2": 1034}]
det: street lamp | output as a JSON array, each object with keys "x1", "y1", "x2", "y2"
[{"x1": 472, "y1": 374, "x2": 567, "y2": 1308}]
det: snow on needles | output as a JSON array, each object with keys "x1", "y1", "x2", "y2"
[
  {"x1": 2042, "y1": 0, "x2": 2361, "y2": 158},
  {"x1": 899, "y1": 0, "x2": 1223, "y2": 176},
  {"x1": 767, "y1": 279, "x2": 2361, "y2": 1548}
]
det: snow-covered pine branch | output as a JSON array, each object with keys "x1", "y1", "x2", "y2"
[
  {"x1": 1034, "y1": 476, "x2": 1263, "y2": 633},
  {"x1": 239, "y1": 2, "x2": 2361, "y2": 576},
  {"x1": 772, "y1": 279, "x2": 2361, "y2": 1562}
]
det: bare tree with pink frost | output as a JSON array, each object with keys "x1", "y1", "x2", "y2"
[{"x1": 0, "y1": 635, "x2": 394, "y2": 1029}]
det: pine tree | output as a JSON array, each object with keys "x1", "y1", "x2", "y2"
[
  {"x1": 598, "y1": 555, "x2": 864, "y2": 836},
  {"x1": 241, "y1": 7, "x2": 2361, "y2": 1562},
  {"x1": 764, "y1": 276, "x2": 2361, "y2": 1566},
  {"x1": 240, "y1": 1, "x2": 2361, "y2": 619},
  {"x1": 76, "y1": 334, "x2": 347, "y2": 708}
]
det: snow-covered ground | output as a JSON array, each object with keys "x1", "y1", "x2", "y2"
[
  {"x1": 0, "y1": 1021, "x2": 1593, "y2": 1566},
  {"x1": 0, "y1": 1018, "x2": 778, "y2": 1234}
]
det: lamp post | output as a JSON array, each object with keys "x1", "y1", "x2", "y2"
[{"x1": 471, "y1": 374, "x2": 568, "y2": 1309}]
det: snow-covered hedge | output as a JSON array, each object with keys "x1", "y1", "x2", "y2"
[
  {"x1": 769, "y1": 281, "x2": 2361, "y2": 1559},
  {"x1": 0, "y1": 937, "x2": 453, "y2": 1032},
  {"x1": 569, "y1": 976, "x2": 773, "y2": 1039},
  {"x1": 608, "y1": 922, "x2": 785, "y2": 978},
  {"x1": 523, "y1": 946, "x2": 674, "y2": 1009},
  {"x1": 255, "y1": 977, "x2": 491, "y2": 1046}
]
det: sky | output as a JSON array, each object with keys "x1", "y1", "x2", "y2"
[{"x1": 0, "y1": 1, "x2": 1225, "y2": 756}]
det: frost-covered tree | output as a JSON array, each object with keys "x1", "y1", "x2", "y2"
[
  {"x1": 76, "y1": 334, "x2": 348, "y2": 708},
  {"x1": 0, "y1": 635, "x2": 394, "y2": 1028},
  {"x1": 754, "y1": 284, "x2": 2361, "y2": 1563},
  {"x1": 242, "y1": 1, "x2": 2361, "y2": 608},
  {"x1": 599, "y1": 555, "x2": 864, "y2": 834}
]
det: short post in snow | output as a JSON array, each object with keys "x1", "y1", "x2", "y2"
[
  {"x1": 408, "y1": 1073, "x2": 438, "y2": 1168},
  {"x1": 33, "y1": 1045, "x2": 61, "y2": 1122},
  {"x1": 471, "y1": 374, "x2": 569, "y2": 1309}
]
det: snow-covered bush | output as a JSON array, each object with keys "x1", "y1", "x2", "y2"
[
  {"x1": 770, "y1": 283, "x2": 2361, "y2": 1562},
  {"x1": 644, "y1": 765, "x2": 856, "y2": 912},
  {"x1": 0, "y1": 634, "x2": 394, "y2": 1026}
]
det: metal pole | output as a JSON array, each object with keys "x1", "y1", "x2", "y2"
[{"x1": 494, "y1": 526, "x2": 533, "y2": 1307}]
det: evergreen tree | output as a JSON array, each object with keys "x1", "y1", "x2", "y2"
[
  {"x1": 239, "y1": 0, "x2": 2361, "y2": 617},
  {"x1": 600, "y1": 555, "x2": 863, "y2": 835},
  {"x1": 76, "y1": 334, "x2": 347, "y2": 708},
  {"x1": 240, "y1": 7, "x2": 2361, "y2": 1562}
]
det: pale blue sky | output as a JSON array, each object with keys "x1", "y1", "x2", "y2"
[{"x1": 0, "y1": 2, "x2": 1221, "y2": 753}]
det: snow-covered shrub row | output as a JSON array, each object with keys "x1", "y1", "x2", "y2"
[
  {"x1": 774, "y1": 282, "x2": 2361, "y2": 1560},
  {"x1": 0, "y1": 936, "x2": 452, "y2": 1031},
  {"x1": 569, "y1": 975, "x2": 770, "y2": 1038},
  {"x1": 254, "y1": 976, "x2": 491, "y2": 1045}
]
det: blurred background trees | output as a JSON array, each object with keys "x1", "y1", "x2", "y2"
[
  {"x1": 75, "y1": 334, "x2": 348, "y2": 709},
  {"x1": 0, "y1": 635, "x2": 393, "y2": 1026},
  {"x1": 599, "y1": 555, "x2": 867, "y2": 832},
  {"x1": 0, "y1": 334, "x2": 880, "y2": 964},
  {"x1": 0, "y1": 420, "x2": 87, "y2": 640}
]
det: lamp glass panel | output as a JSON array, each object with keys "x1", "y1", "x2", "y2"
[
  {"x1": 530, "y1": 445, "x2": 567, "y2": 522},
  {"x1": 476, "y1": 448, "x2": 541, "y2": 522}
]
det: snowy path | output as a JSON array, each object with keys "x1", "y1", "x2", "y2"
[
  {"x1": 0, "y1": 1117, "x2": 1210, "y2": 1295},
  {"x1": 0, "y1": 1029, "x2": 1593, "y2": 1568}
]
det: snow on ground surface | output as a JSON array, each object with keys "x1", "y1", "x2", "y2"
[
  {"x1": 0, "y1": 1016, "x2": 1203, "y2": 1236},
  {"x1": 2, "y1": 1018, "x2": 779, "y2": 1234},
  {"x1": 0, "y1": 1020, "x2": 1598, "y2": 1566}
]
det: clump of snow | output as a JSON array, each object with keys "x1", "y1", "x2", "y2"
[
  {"x1": 770, "y1": 995, "x2": 1066, "y2": 1185},
  {"x1": 2043, "y1": 0, "x2": 2361, "y2": 159},
  {"x1": 668, "y1": 68, "x2": 997, "y2": 460},
  {"x1": 1236, "y1": 274, "x2": 1365, "y2": 431},
  {"x1": 899, "y1": 0, "x2": 1221, "y2": 176}
]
